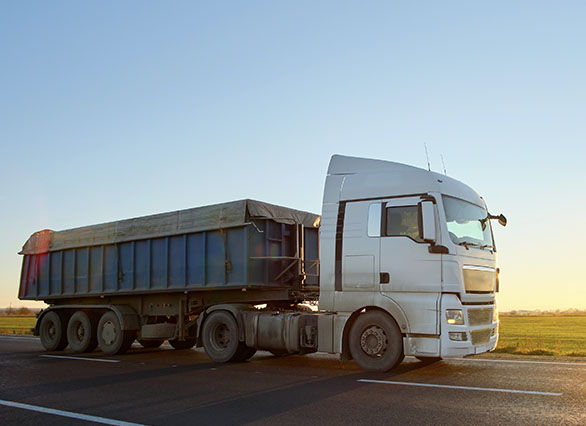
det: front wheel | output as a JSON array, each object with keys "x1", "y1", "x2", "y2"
[{"x1": 349, "y1": 311, "x2": 404, "y2": 372}]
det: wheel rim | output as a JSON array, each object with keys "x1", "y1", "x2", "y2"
[
  {"x1": 74, "y1": 322, "x2": 85, "y2": 343},
  {"x1": 360, "y1": 325, "x2": 387, "y2": 357},
  {"x1": 102, "y1": 320, "x2": 117, "y2": 345},
  {"x1": 210, "y1": 323, "x2": 231, "y2": 351},
  {"x1": 47, "y1": 321, "x2": 56, "y2": 340}
]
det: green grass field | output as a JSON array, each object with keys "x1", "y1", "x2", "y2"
[
  {"x1": 0, "y1": 316, "x2": 36, "y2": 335},
  {"x1": 495, "y1": 315, "x2": 586, "y2": 356},
  {"x1": 1, "y1": 315, "x2": 586, "y2": 357}
]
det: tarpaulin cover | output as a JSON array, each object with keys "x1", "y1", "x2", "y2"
[{"x1": 20, "y1": 199, "x2": 319, "y2": 255}]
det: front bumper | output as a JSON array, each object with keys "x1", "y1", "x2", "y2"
[
  {"x1": 403, "y1": 294, "x2": 498, "y2": 358},
  {"x1": 440, "y1": 294, "x2": 498, "y2": 357}
]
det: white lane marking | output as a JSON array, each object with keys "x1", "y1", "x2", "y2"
[
  {"x1": 0, "y1": 399, "x2": 148, "y2": 426},
  {"x1": 40, "y1": 354, "x2": 120, "y2": 363},
  {"x1": 449, "y1": 358, "x2": 586, "y2": 367},
  {"x1": 357, "y1": 379, "x2": 563, "y2": 396}
]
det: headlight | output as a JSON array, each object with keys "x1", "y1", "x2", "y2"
[{"x1": 446, "y1": 309, "x2": 464, "y2": 325}]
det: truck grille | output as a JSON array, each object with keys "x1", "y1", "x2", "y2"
[
  {"x1": 470, "y1": 329, "x2": 492, "y2": 346},
  {"x1": 468, "y1": 308, "x2": 493, "y2": 326}
]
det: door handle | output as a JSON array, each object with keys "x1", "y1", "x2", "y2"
[{"x1": 380, "y1": 272, "x2": 390, "y2": 284}]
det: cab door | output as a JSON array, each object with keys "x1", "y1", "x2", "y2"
[{"x1": 378, "y1": 196, "x2": 442, "y2": 335}]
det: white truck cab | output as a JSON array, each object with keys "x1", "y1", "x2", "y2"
[{"x1": 318, "y1": 155, "x2": 504, "y2": 366}]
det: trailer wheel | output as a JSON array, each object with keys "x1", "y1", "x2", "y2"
[
  {"x1": 169, "y1": 338, "x2": 196, "y2": 350},
  {"x1": 39, "y1": 311, "x2": 68, "y2": 351},
  {"x1": 138, "y1": 339, "x2": 165, "y2": 348},
  {"x1": 202, "y1": 311, "x2": 241, "y2": 363},
  {"x1": 97, "y1": 311, "x2": 136, "y2": 355},
  {"x1": 67, "y1": 311, "x2": 98, "y2": 353},
  {"x1": 349, "y1": 311, "x2": 404, "y2": 372}
]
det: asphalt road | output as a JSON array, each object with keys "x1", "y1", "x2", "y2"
[{"x1": 1, "y1": 335, "x2": 585, "y2": 426}]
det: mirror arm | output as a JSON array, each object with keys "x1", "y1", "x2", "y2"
[{"x1": 487, "y1": 213, "x2": 507, "y2": 227}]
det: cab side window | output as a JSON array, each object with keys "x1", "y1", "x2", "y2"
[{"x1": 384, "y1": 206, "x2": 422, "y2": 242}]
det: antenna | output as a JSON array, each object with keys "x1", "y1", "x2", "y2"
[
  {"x1": 441, "y1": 154, "x2": 447, "y2": 175},
  {"x1": 424, "y1": 143, "x2": 431, "y2": 171}
]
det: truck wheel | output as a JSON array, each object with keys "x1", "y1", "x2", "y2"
[
  {"x1": 39, "y1": 311, "x2": 68, "y2": 351},
  {"x1": 138, "y1": 339, "x2": 165, "y2": 348},
  {"x1": 97, "y1": 311, "x2": 135, "y2": 355},
  {"x1": 202, "y1": 311, "x2": 241, "y2": 363},
  {"x1": 232, "y1": 344, "x2": 257, "y2": 361},
  {"x1": 169, "y1": 338, "x2": 196, "y2": 350},
  {"x1": 349, "y1": 311, "x2": 404, "y2": 372},
  {"x1": 67, "y1": 311, "x2": 98, "y2": 353}
]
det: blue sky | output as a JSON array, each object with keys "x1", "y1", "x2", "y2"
[{"x1": 1, "y1": 1, "x2": 585, "y2": 310}]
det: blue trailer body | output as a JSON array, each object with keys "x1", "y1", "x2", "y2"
[{"x1": 19, "y1": 200, "x2": 319, "y2": 301}]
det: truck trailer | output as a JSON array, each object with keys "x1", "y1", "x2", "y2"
[{"x1": 18, "y1": 155, "x2": 506, "y2": 372}]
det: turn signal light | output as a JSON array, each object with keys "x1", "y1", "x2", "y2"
[{"x1": 449, "y1": 332, "x2": 468, "y2": 341}]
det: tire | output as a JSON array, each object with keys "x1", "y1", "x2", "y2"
[
  {"x1": 202, "y1": 311, "x2": 241, "y2": 363},
  {"x1": 416, "y1": 356, "x2": 442, "y2": 364},
  {"x1": 349, "y1": 311, "x2": 404, "y2": 372},
  {"x1": 232, "y1": 344, "x2": 257, "y2": 362},
  {"x1": 138, "y1": 339, "x2": 165, "y2": 348},
  {"x1": 67, "y1": 311, "x2": 98, "y2": 353},
  {"x1": 97, "y1": 311, "x2": 136, "y2": 355},
  {"x1": 39, "y1": 311, "x2": 68, "y2": 351},
  {"x1": 169, "y1": 338, "x2": 196, "y2": 350}
]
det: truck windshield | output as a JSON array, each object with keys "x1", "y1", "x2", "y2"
[{"x1": 442, "y1": 195, "x2": 494, "y2": 249}]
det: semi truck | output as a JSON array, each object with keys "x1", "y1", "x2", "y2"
[{"x1": 18, "y1": 155, "x2": 506, "y2": 372}]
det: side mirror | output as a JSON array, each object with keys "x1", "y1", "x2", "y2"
[
  {"x1": 488, "y1": 213, "x2": 508, "y2": 227},
  {"x1": 419, "y1": 201, "x2": 436, "y2": 244}
]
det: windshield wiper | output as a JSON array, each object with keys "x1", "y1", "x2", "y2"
[
  {"x1": 457, "y1": 242, "x2": 479, "y2": 250},
  {"x1": 479, "y1": 244, "x2": 494, "y2": 250}
]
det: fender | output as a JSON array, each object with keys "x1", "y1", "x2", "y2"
[
  {"x1": 374, "y1": 293, "x2": 410, "y2": 333},
  {"x1": 197, "y1": 304, "x2": 252, "y2": 344}
]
